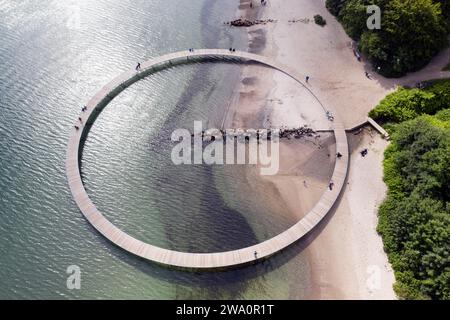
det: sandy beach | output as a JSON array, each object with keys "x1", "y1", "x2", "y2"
[{"x1": 223, "y1": 0, "x2": 399, "y2": 299}]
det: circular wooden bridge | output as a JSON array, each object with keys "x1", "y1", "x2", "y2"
[{"x1": 66, "y1": 49, "x2": 349, "y2": 269}]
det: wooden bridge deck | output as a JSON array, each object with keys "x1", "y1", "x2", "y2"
[{"x1": 66, "y1": 49, "x2": 349, "y2": 269}]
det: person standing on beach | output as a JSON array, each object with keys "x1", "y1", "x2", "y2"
[
  {"x1": 135, "y1": 62, "x2": 141, "y2": 71},
  {"x1": 306, "y1": 75, "x2": 310, "y2": 83}
]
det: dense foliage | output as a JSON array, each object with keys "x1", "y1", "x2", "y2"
[
  {"x1": 326, "y1": 0, "x2": 448, "y2": 77},
  {"x1": 371, "y1": 80, "x2": 450, "y2": 299},
  {"x1": 444, "y1": 60, "x2": 450, "y2": 71},
  {"x1": 369, "y1": 80, "x2": 450, "y2": 123},
  {"x1": 436, "y1": 0, "x2": 450, "y2": 31},
  {"x1": 378, "y1": 112, "x2": 450, "y2": 299}
]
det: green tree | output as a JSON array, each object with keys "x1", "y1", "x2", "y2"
[
  {"x1": 327, "y1": 0, "x2": 448, "y2": 77},
  {"x1": 369, "y1": 87, "x2": 436, "y2": 122},
  {"x1": 435, "y1": 0, "x2": 450, "y2": 30},
  {"x1": 378, "y1": 115, "x2": 450, "y2": 299},
  {"x1": 326, "y1": 0, "x2": 347, "y2": 16},
  {"x1": 369, "y1": 80, "x2": 450, "y2": 123},
  {"x1": 380, "y1": 0, "x2": 447, "y2": 76},
  {"x1": 359, "y1": 32, "x2": 389, "y2": 68},
  {"x1": 339, "y1": 0, "x2": 368, "y2": 39}
]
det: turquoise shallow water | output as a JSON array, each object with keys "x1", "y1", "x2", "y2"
[{"x1": 0, "y1": 0, "x2": 312, "y2": 299}]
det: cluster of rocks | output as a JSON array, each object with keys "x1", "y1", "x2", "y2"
[
  {"x1": 224, "y1": 18, "x2": 276, "y2": 27},
  {"x1": 191, "y1": 129, "x2": 271, "y2": 142},
  {"x1": 189, "y1": 126, "x2": 316, "y2": 142},
  {"x1": 279, "y1": 126, "x2": 316, "y2": 139},
  {"x1": 288, "y1": 18, "x2": 310, "y2": 24}
]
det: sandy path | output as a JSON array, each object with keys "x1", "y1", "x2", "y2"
[{"x1": 308, "y1": 131, "x2": 396, "y2": 299}]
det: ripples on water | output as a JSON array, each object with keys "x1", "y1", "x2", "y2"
[{"x1": 0, "y1": 0, "x2": 311, "y2": 299}]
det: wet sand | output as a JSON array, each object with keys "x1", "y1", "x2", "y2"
[{"x1": 223, "y1": 0, "x2": 333, "y2": 225}]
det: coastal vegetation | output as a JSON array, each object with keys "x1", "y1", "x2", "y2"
[
  {"x1": 326, "y1": 0, "x2": 449, "y2": 77},
  {"x1": 371, "y1": 80, "x2": 450, "y2": 299},
  {"x1": 369, "y1": 80, "x2": 450, "y2": 123}
]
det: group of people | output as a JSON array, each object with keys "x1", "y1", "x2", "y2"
[
  {"x1": 228, "y1": 48, "x2": 237, "y2": 52},
  {"x1": 360, "y1": 148, "x2": 368, "y2": 157},
  {"x1": 188, "y1": 48, "x2": 195, "y2": 52},
  {"x1": 326, "y1": 110, "x2": 334, "y2": 121},
  {"x1": 74, "y1": 119, "x2": 82, "y2": 130},
  {"x1": 74, "y1": 106, "x2": 88, "y2": 130}
]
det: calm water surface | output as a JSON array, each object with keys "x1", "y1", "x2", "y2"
[{"x1": 0, "y1": 0, "x2": 311, "y2": 299}]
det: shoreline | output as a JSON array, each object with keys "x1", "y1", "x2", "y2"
[
  {"x1": 226, "y1": 0, "x2": 333, "y2": 224},
  {"x1": 227, "y1": 0, "x2": 396, "y2": 299}
]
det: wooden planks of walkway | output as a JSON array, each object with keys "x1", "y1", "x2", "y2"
[{"x1": 66, "y1": 49, "x2": 349, "y2": 269}]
